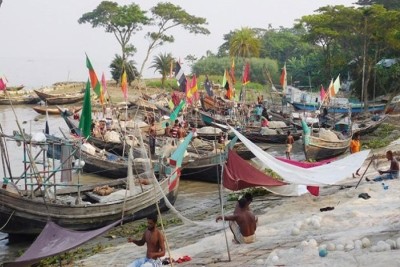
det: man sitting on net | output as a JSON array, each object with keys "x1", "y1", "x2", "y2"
[
  {"x1": 216, "y1": 197, "x2": 257, "y2": 244},
  {"x1": 366, "y1": 150, "x2": 399, "y2": 182}
]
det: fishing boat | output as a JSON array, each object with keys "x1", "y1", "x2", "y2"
[
  {"x1": 243, "y1": 127, "x2": 301, "y2": 144},
  {"x1": 0, "y1": 95, "x2": 40, "y2": 105},
  {"x1": 0, "y1": 129, "x2": 192, "y2": 236},
  {"x1": 6, "y1": 85, "x2": 24, "y2": 91},
  {"x1": 34, "y1": 89, "x2": 84, "y2": 105},
  {"x1": 32, "y1": 105, "x2": 82, "y2": 115},
  {"x1": 76, "y1": 142, "x2": 148, "y2": 179},
  {"x1": 335, "y1": 114, "x2": 387, "y2": 136},
  {"x1": 301, "y1": 120, "x2": 351, "y2": 161},
  {"x1": 290, "y1": 100, "x2": 387, "y2": 114},
  {"x1": 180, "y1": 137, "x2": 237, "y2": 183}
]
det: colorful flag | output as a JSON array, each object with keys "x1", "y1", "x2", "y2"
[
  {"x1": 101, "y1": 72, "x2": 107, "y2": 96},
  {"x1": 242, "y1": 62, "x2": 250, "y2": 85},
  {"x1": 0, "y1": 78, "x2": 6, "y2": 91},
  {"x1": 187, "y1": 75, "x2": 198, "y2": 98},
  {"x1": 333, "y1": 74, "x2": 341, "y2": 95},
  {"x1": 121, "y1": 69, "x2": 128, "y2": 101},
  {"x1": 224, "y1": 70, "x2": 233, "y2": 99},
  {"x1": 327, "y1": 79, "x2": 334, "y2": 97},
  {"x1": 86, "y1": 55, "x2": 104, "y2": 104},
  {"x1": 170, "y1": 99, "x2": 186, "y2": 122},
  {"x1": 174, "y1": 62, "x2": 187, "y2": 92},
  {"x1": 230, "y1": 58, "x2": 236, "y2": 85},
  {"x1": 204, "y1": 75, "x2": 213, "y2": 97},
  {"x1": 79, "y1": 79, "x2": 92, "y2": 138},
  {"x1": 280, "y1": 63, "x2": 287, "y2": 93},
  {"x1": 319, "y1": 85, "x2": 326, "y2": 103}
]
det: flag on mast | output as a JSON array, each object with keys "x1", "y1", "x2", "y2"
[
  {"x1": 280, "y1": 63, "x2": 287, "y2": 93},
  {"x1": 230, "y1": 58, "x2": 236, "y2": 85},
  {"x1": 79, "y1": 79, "x2": 92, "y2": 138},
  {"x1": 0, "y1": 78, "x2": 6, "y2": 91},
  {"x1": 121, "y1": 69, "x2": 128, "y2": 101},
  {"x1": 242, "y1": 62, "x2": 250, "y2": 85},
  {"x1": 85, "y1": 54, "x2": 104, "y2": 104},
  {"x1": 174, "y1": 62, "x2": 187, "y2": 92}
]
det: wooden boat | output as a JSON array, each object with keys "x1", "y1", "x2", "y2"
[
  {"x1": 180, "y1": 137, "x2": 237, "y2": 183},
  {"x1": 32, "y1": 105, "x2": 82, "y2": 115},
  {"x1": 199, "y1": 110, "x2": 238, "y2": 127},
  {"x1": 0, "y1": 131, "x2": 192, "y2": 235},
  {"x1": 77, "y1": 143, "x2": 147, "y2": 179},
  {"x1": 34, "y1": 89, "x2": 84, "y2": 105},
  {"x1": 0, "y1": 95, "x2": 40, "y2": 105},
  {"x1": 335, "y1": 115, "x2": 387, "y2": 136},
  {"x1": 62, "y1": 114, "x2": 129, "y2": 156},
  {"x1": 290, "y1": 101, "x2": 387, "y2": 114},
  {"x1": 243, "y1": 128, "x2": 301, "y2": 144},
  {"x1": 6, "y1": 85, "x2": 24, "y2": 91},
  {"x1": 301, "y1": 120, "x2": 350, "y2": 161}
]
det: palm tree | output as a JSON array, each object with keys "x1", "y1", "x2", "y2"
[
  {"x1": 150, "y1": 52, "x2": 173, "y2": 88},
  {"x1": 229, "y1": 27, "x2": 261, "y2": 58},
  {"x1": 109, "y1": 55, "x2": 138, "y2": 85}
]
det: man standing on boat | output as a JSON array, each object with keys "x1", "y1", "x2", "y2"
[
  {"x1": 286, "y1": 131, "x2": 295, "y2": 160},
  {"x1": 127, "y1": 214, "x2": 166, "y2": 267}
]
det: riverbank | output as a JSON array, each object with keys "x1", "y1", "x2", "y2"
[{"x1": 70, "y1": 136, "x2": 400, "y2": 267}]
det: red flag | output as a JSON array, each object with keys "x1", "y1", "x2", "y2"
[
  {"x1": 0, "y1": 78, "x2": 6, "y2": 91},
  {"x1": 242, "y1": 62, "x2": 250, "y2": 85},
  {"x1": 121, "y1": 69, "x2": 128, "y2": 100},
  {"x1": 319, "y1": 85, "x2": 326, "y2": 102},
  {"x1": 280, "y1": 63, "x2": 287, "y2": 92}
]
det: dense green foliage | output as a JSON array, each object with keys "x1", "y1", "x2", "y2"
[{"x1": 109, "y1": 54, "x2": 138, "y2": 85}]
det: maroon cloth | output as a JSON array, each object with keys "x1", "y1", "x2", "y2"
[
  {"x1": 223, "y1": 150, "x2": 286, "y2": 191},
  {"x1": 276, "y1": 157, "x2": 335, "y2": 168},
  {"x1": 4, "y1": 220, "x2": 121, "y2": 267}
]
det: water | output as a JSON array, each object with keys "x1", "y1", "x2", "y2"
[{"x1": 0, "y1": 105, "x2": 305, "y2": 264}]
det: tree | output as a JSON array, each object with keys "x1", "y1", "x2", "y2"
[
  {"x1": 137, "y1": 2, "x2": 210, "y2": 81},
  {"x1": 110, "y1": 54, "x2": 138, "y2": 85},
  {"x1": 78, "y1": 1, "x2": 149, "y2": 63},
  {"x1": 150, "y1": 52, "x2": 173, "y2": 88},
  {"x1": 356, "y1": 0, "x2": 400, "y2": 10},
  {"x1": 229, "y1": 27, "x2": 261, "y2": 58},
  {"x1": 298, "y1": 5, "x2": 400, "y2": 108}
]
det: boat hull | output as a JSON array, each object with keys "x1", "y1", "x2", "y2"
[
  {"x1": 303, "y1": 135, "x2": 350, "y2": 161},
  {"x1": 0, "y1": 178, "x2": 179, "y2": 235},
  {"x1": 291, "y1": 101, "x2": 387, "y2": 114}
]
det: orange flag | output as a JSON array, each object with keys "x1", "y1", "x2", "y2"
[{"x1": 242, "y1": 62, "x2": 250, "y2": 85}]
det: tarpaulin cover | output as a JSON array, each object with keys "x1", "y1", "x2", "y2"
[
  {"x1": 223, "y1": 149, "x2": 286, "y2": 191},
  {"x1": 230, "y1": 126, "x2": 370, "y2": 186},
  {"x1": 4, "y1": 220, "x2": 121, "y2": 267}
]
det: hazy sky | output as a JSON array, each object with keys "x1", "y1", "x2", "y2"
[{"x1": 0, "y1": 0, "x2": 355, "y2": 88}]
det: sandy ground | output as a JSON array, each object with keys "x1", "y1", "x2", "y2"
[{"x1": 72, "y1": 137, "x2": 400, "y2": 267}]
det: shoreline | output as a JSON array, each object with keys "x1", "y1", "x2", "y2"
[{"x1": 74, "y1": 137, "x2": 400, "y2": 267}]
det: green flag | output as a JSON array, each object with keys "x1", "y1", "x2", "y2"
[
  {"x1": 79, "y1": 79, "x2": 92, "y2": 138},
  {"x1": 170, "y1": 100, "x2": 185, "y2": 122}
]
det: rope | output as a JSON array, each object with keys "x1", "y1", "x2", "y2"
[{"x1": 0, "y1": 210, "x2": 15, "y2": 231}]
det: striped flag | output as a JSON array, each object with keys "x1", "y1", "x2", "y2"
[
  {"x1": 174, "y1": 62, "x2": 187, "y2": 92},
  {"x1": 187, "y1": 75, "x2": 198, "y2": 98},
  {"x1": 85, "y1": 54, "x2": 104, "y2": 104}
]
